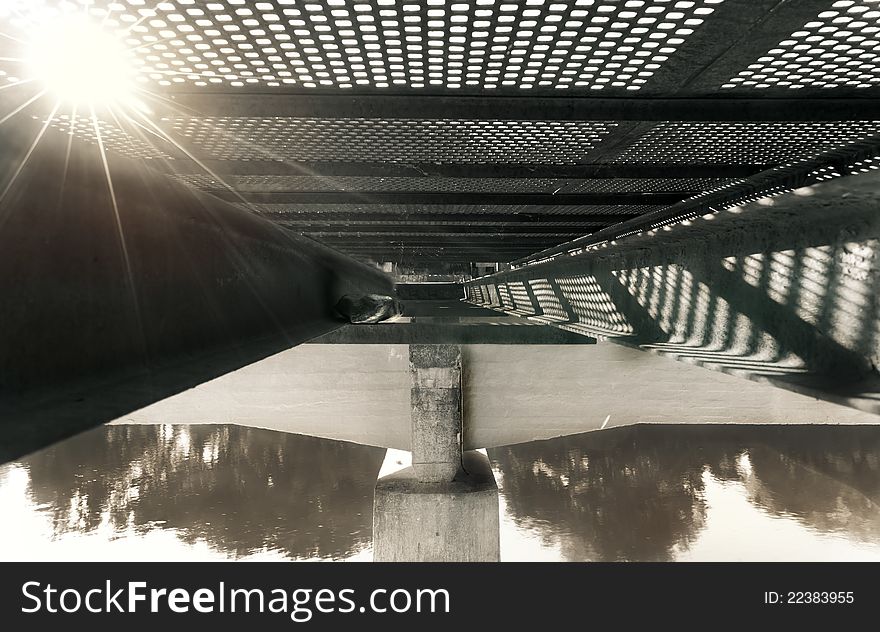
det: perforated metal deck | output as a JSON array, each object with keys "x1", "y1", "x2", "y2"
[{"x1": 3, "y1": 0, "x2": 880, "y2": 268}]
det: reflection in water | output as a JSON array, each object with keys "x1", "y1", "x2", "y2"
[
  {"x1": 489, "y1": 425, "x2": 880, "y2": 561},
  {"x1": 1, "y1": 424, "x2": 879, "y2": 561},
  {"x1": 0, "y1": 425, "x2": 384, "y2": 561}
]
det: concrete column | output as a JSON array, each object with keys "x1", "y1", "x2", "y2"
[
  {"x1": 410, "y1": 344, "x2": 462, "y2": 483},
  {"x1": 372, "y1": 344, "x2": 500, "y2": 561},
  {"x1": 373, "y1": 451, "x2": 500, "y2": 562}
]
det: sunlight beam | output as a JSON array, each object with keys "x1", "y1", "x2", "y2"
[
  {"x1": 0, "y1": 100, "x2": 61, "y2": 226},
  {"x1": 0, "y1": 89, "x2": 46, "y2": 125},
  {"x1": 0, "y1": 77, "x2": 35, "y2": 92},
  {"x1": 88, "y1": 104, "x2": 149, "y2": 364}
]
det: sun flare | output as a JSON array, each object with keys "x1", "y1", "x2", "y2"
[{"x1": 26, "y1": 14, "x2": 135, "y2": 107}]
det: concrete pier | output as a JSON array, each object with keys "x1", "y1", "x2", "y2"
[
  {"x1": 410, "y1": 344, "x2": 463, "y2": 483},
  {"x1": 373, "y1": 450, "x2": 500, "y2": 562},
  {"x1": 373, "y1": 344, "x2": 500, "y2": 561}
]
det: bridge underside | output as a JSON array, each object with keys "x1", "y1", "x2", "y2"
[{"x1": 2, "y1": 0, "x2": 880, "y2": 462}]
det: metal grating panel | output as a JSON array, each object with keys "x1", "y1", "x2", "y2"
[
  {"x1": 812, "y1": 155, "x2": 880, "y2": 181},
  {"x1": 558, "y1": 176, "x2": 736, "y2": 193},
  {"x1": 723, "y1": 1, "x2": 880, "y2": 91},
  {"x1": 172, "y1": 174, "x2": 730, "y2": 193},
  {"x1": 3, "y1": 1, "x2": 880, "y2": 270},
  {"x1": 44, "y1": 114, "x2": 176, "y2": 160},
  {"x1": 528, "y1": 279, "x2": 569, "y2": 321},
  {"x1": 167, "y1": 116, "x2": 617, "y2": 162},
  {"x1": 7, "y1": 0, "x2": 728, "y2": 92},
  {"x1": 505, "y1": 281, "x2": 537, "y2": 315},
  {"x1": 612, "y1": 121, "x2": 880, "y2": 164}
]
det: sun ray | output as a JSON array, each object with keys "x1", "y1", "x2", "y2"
[
  {"x1": 2, "y1": 5, "x2": 36, "y2": 28},
  {"x1": 125, "y1": 106, "x2": 258, "y2": 209},
  {"x1": 108, "y1": 106, "x2": 168, "y2": 143},
  {"x1": 124, "y1": 87, "x2": 359, "y2": 193},
  {"x1": 131, "y1": 90, "x2": 333, "y2": 182},
  {"x1": 0, "y1": 31, "x2": 27, "y2": 45},
  {"x1": 120, "y1": 108, "x2": 298, "y2": 343},
  {"x1": 106, "y1": 103, "x2": 156, "y2": 148},
  {"x1": 68, "y1": 103, "x2": 78, "y2": 138},
  {"x1": 133, "y1": 67, "x2": 272, "y2": 82},
  {"x1": 0, "y1": 78, "x2": 36, "y2": 92},
  {"x1": 53, "y1": 103, "x2": 78, "y2": 212},
  {"x1": 0, "y1": 89, "x2": 46, "y2": 126},
  {"x1": 129, "y1": 89, "x2": 340, "y2": 188},
  {"x1": 99, "y1": 2, "x2": 118, "y2": 31},
  {"x1": 136, "y1": 68, "x2": 252, "y2": 82},
  {"x1": 126, "y1": 34, "x2": 185, "y2": 54},
  {"x1": 0, "y1": 99, "x2": 61, "y2": 223},
  {"x1": 2, "y1": 8, "x2": 44, "y2": 35},
  {"x1": 132, "y1": 85, "x2": 199, "y2": 115},
  {"x1": 88, "y1": 104, "x2": 150, "y2": 365}
]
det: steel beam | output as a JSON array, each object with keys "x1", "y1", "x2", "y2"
[
  {"x1": 334, "y1": 243, "x2": 557, "y2": 249},
  {"x1": 159, "y1": 93, "x2": 880, "y2": 121},
  {"x1": 153, "y1": 160, "x2": 766, "y2": 179},
  {"x1": 293, "y1": 226, "x2": 597, "y2": 235},
  {"x1": 269, "y1": 212, "x2": 635, "y2": 225},
  {"x1": 212, "y1": 191, "x2": 688, "y2": 206},
  {"x1": 308, "y1": 232, "x2": 585, "y2": 240},
  {"x1": 342, "y1": 253, "x2": 542, "y2": 260},
  {"x1": 317, "y1": 235, "x2": 569, "y2": 242}
]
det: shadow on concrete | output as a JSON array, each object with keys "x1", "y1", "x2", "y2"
[
  {"x1": 0, "y1": 119, "x2": 390, "y2": 463},
  {"x1": 466, "y1": 171, "x2": 880, "y2": 416}
]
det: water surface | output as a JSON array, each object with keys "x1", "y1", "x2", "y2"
[
  {"x1": 1, "y1": 424, "x2": 878, "y2": 561},
  {"x1": 0, "y1": 425, "x2": 383, "y2": 561},
  {"x1": 490, "y1": 425, "x2": 880, "y2": 561}
]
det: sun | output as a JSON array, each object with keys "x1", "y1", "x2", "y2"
[{"x1": 26, "y1": 13, "x2": 136, "y2": 107}]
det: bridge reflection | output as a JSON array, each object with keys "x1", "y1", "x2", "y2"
[
  {"x1": 1, "y1": 424, "x2": 879, "y2": 561},
  {"x1": 11, "y1": 425, "x2": 384, "y2": 560},
  {"x1": 489, "y1": 425, "x2": 880, "y2": 561}
]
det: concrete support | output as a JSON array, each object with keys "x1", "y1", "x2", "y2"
[
  {"x1": 119, "y1": 342, "x2": 880, "y2": 453},
  {"x1": 373, "y1": 344, "x2": 500, "y2": 561},
  {"x1": 410, "y1": 345, "x2": 462, "y2": 483},
  {"x1": 373, "y1": 451, "x2": 500, "y2": 562}
]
